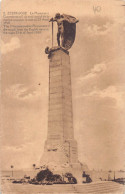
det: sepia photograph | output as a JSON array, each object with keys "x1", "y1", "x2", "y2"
[{"x1": 1, "y1": 0, "x2": 125, "y2": 193}]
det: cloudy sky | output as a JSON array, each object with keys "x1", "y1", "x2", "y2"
[{"x1": 1, "y1": 0, "x2": 125, "y2": 170}]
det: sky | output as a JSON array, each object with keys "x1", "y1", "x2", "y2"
[{"x1": 1, "y1": 0, "x2": 125, "y2": 171}]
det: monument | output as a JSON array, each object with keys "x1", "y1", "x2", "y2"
[{"x1": 40, "y1": 13, "x2": 88, "y2": 182}]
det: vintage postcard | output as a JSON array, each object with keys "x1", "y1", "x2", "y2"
[{"x1": 0, "y1": 0, "x2": 125, "y2": 193}]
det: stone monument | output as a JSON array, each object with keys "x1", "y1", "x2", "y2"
[{"x1": 40, "y1": 13, "x2": 88, "y2": 182}]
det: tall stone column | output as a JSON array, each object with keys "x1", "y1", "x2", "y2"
[
  {"x1": 40, "y1": 47, "x2": 88, "y2": 183},
  {"x1": 40, "y1": 47, "x2": 79, "y2": 167},
  {"x1": 48, "y1": 48, "x2": 74, "y2": 141}
]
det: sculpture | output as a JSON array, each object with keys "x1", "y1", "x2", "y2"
[{"x1": 49, "y1": 13, "x2": 79, "y2": 50}]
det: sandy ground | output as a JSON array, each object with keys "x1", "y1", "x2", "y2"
[{"x1": 1, "y1": 178, "x2": 125, "y2": 194}]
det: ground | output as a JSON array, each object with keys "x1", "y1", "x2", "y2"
[{"x1": 1, "y1": 178, "x2": 125, "y2": 194}]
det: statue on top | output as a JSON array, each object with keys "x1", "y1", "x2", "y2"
[{"x1": 49, "y1": 13, "x2": 79, "y2": 50}]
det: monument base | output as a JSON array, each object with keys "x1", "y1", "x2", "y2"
[
  {"x1": 39, "y1": 160, "x2": 88, "y2": 183},
  {"x1": 40, "y1": 139, "x2": 88, "y2": 183}
]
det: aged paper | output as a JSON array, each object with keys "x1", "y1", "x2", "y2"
[{"x1": 1, "y1": 0, "x2": 125, "y2": 193}]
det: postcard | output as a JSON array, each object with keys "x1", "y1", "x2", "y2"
[{"x1": 1, "y1": 0, "x2": 125, "y2": 193}]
